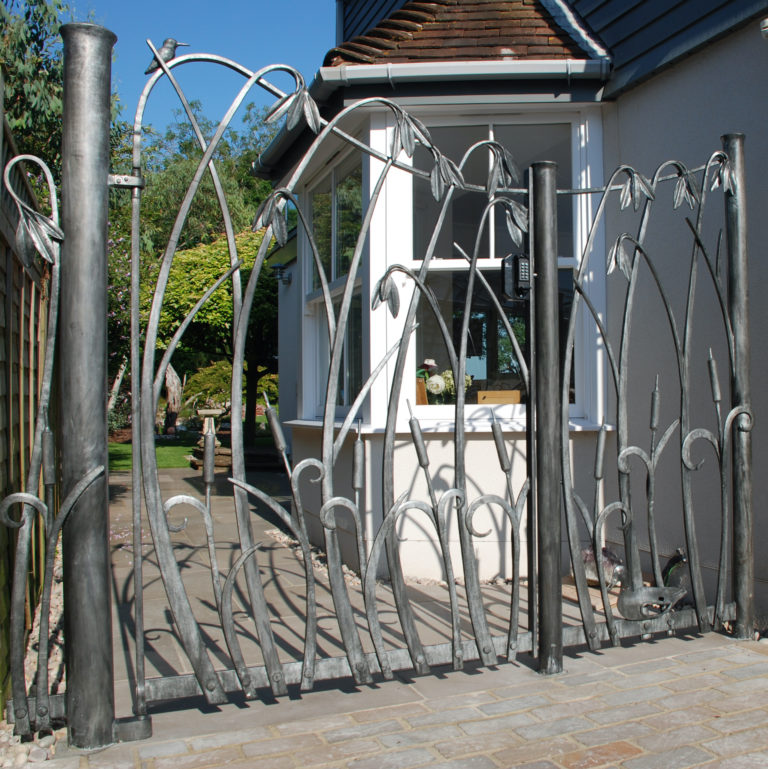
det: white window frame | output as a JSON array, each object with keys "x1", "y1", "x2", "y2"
[
  {"x1": 375, "y1": 107, "x2": 605, "y2": 431},
  {"x1": 300, "y1": 144, "x2": 369, "y2": 419},
  {"x1": 296, "y1": 107, "x2": 606, "y2": 430}
]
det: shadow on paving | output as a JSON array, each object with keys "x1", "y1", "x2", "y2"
[{"x1": 108, "y1": 466, "x2": 620, "y2": 717}]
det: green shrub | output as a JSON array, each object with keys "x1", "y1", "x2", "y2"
[{"x1": 185, "y1": 359, "x2": 235, "y2": 408}]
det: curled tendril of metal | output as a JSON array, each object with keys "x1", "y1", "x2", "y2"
[{"x1": 3, "y1": 155, "x2": 63, "y2": 268}]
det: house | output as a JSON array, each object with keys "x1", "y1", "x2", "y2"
[{"x1": 258, "y1": 0, "x2": 768, "y2": 609}]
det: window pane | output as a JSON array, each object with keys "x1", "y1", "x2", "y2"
[
  {"x1": 335, "y1": 162, "x2": 363, "y2": 277},
  {"x1": 493, "y1": 124, "x2": 572, "y2": 257},
  {"x1": 416, "y1": 270, "x2": 527, "y2": 405},
  {"x1": 334, "y1": 293, "x2": 363, "y2": 407},
  {"x1": 311, "y1": 178, "x2": 332, "y2": 290},
  {"x1": 413, "y1": 125, "x2": 489, "y2": 261},
  {"x1": 415, "y1": 269, "x2": 575, "y2": 405}
]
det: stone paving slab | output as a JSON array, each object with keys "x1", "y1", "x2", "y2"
[
  {"x1": 45, "y1": 469, "x2": 768, "y2": 768},
  {"x1": 49, "y1": 633, "x2": 768, "y2": 768}
]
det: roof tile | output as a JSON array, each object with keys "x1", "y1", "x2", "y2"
[{"x1": 325, "y1": 0, "x2": 588, "y2": 66}]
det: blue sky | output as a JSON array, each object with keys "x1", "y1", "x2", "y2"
[{"x1": 69, "y1": 1, "x2": 336, "y2": 131}]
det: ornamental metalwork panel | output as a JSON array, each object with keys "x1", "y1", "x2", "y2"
[{"x1": 1, "y1": 34, "x2": 752, "y2": 739}]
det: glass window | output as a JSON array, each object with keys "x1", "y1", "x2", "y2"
[
  {"x1": 310, "y1": 158, "x2": 363, "y2": 289},
  {"x1": 413, "y1": 125, "x2": 488, "y2": 261},
  {"x1": 331, "y1": 293, "x2": 363, "y2": 408},
  {"x1": 411, "y1": 121, "x2": 577, "y2": 408},
  {"x1": 415, "y1": 269, "x2": 574, "y2": 405},
  {"x1": 311, "y1": 179, "x2": 332, "y2": 289},
  {"x1": 493, "y1": 124, "x2": 572, "y2": 255},
  {"x1": 413, "y1": 123, "x2": 572, "y2": 262},
  {"x1": 306, "y1": 154, "x2": 365, "y2": 415}
]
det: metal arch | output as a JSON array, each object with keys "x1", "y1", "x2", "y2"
[{"x1": 3, "y1": 30, "x2": 752, "y2": 741}]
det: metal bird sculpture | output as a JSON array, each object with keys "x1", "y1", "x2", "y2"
[{"x1": 145, "y1": 38, "x2": 189, "y2": 74}]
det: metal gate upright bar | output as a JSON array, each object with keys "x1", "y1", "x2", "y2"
[
  {"x1": 722, "y1": 132, "x2": 754, "y2": 640},
  {"x1": 59, "y1": 22, "x2": 116, "y2": 749},
  {"x1": 531, "y1": 161, "x2": 563, "y2": 674}
]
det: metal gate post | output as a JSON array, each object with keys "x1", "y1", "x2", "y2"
[
  {"x1": 60, "y1": 23, "x2": 117, "y2": 748},
  {"x1": 531, "y1": 161, "x2": 563, "y2": 673},
  {"x1": 722, "y1": 133, "x2": 753, "y2": 640}
]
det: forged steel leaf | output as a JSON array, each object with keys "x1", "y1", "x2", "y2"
[
  {"x1": 439, "y1": 155, "x2": 464, "y2": 188},
  {"x1": 631, "y1": 172, "x2": 655, "y2": 211},
  {"x1": 383, "y1": 275, "x2": 400, "y2": 317},
  {"x1": 26, "y1": 210, "x2": 63, "y2": 264},
  {"x1": 505, "y1": 209, "x2": 523, "y2": 247},
  {"x1": 400, "y1": 118, "x2": 415, "y2": 158},
  {"x1": 506, "y1": 199, "x2": 529, "y2": 233},
  {"x1": 487, "y1": 158, "x2": 502, "y2": 198},
  {"x1": 685, "y1": 173, "x2": 701, "y2": 206},
  {"x1": 252, "y1": 194, "x2": 276, "y2": 230},
  {"x1": 302, "y1": 91, "x2": 322, "y2": 134},
  {"x1": 286, "y1": 92, "x2": 305, "y2": 131},
  {"x1": 406, "y1": 114, "x2": 432, "y2": 148},
  {"x1": 673, "y1": 176, "x2": 687, "y2": 210},
  {"x1": 390, "y1": 121, "x2": 401, "y2": 159},
  {"x1": 619, "y1": 177, "x2": 632, "y2": 210},
  {"x1": 14, "y1": 206, "x2": 62, "y2": 267},
  {"x1": 607, "y1": 235, "x2": 631, "y2": 280},
  {"x1": 265, "y1": 92, "x2": 296, "y2": 124},
  {"x1": 502, "y1": 148, "x2": 521, "y2": 184},
  {"x1": 430, "y1": 163, "x2": 444, "y2": 201},
  {"x1": 371, "y1": 274, "x2": 400, "y2": 317},
  {"x1": 14, "y1": 219, "x2": 36, "y2": 269},
  {"x1": 272, "y1": 205, "x2": 288, "y2": 246},
  {"x1": 29, "y1": 208, "x2": 64, "y2": 244},
  {"x1": 371, "y1": 278, "x2": 384, "y2": 311},
  {"x1": 618, "y1": 242, "x2": 632, "y2": 281},
  {"x1": 720, "y1": 161, "x2": 735, "y2": 194}
]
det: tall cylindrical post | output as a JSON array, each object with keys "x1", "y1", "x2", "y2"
[
  {"x1": 722, "y1": 133, "x2": 753, "y2": 640},
  {"x1": 532, "y1": 161, "x2": 563, "y2": 673},
  {"x1": 60, "y1": 23, "x2": 117, "y2": 748}
]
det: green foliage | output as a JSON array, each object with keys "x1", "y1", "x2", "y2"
[
  {"x1": 156, "y1": 229, "x2": 276, "y2": 364},
  {"x1": 107, "y1": 394, "x2": 131, "y2": 433},
  {"x1": 3, "y1": 3, "x2": 280, "y2": 439},
  {"x1": 185, "y1": 359, "x2": 234, "y2": 408},
  {"x1": 258, "y1": 371, "x2": 279, "y2": 406},
  {"x1": 137, "y1": 103, "x2": 274, "y2": 255},
  {"x1": 1, "y1": 0, "x2": 68, "y2": 181},
  {"x1": 183, "y1": 358, "x2": 279, "y2": 411}
]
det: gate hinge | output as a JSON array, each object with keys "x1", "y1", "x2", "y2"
[{"x1": 108, "y1": 173, "x2": 145, "y2": 189}]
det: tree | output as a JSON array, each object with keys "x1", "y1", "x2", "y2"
[
  {"x1": 137, "y1": 103, "x2": 273, "y2": 254},
  {"x1": 156, "y1": 229, "x2": 278, "y2": 441},
  {"x1": 3, "y1": 4, "x2": 280, "y2": 436},
  {"x1": 1, "y1": 0, "x2": 67, "y2": 183}
]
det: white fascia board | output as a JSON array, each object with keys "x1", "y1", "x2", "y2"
[{"x1": 312, "y1": 59, "x2": 610, "y2": 98}]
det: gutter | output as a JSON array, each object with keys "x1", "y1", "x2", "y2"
[
  {"x1": 255, "y1": 58, "x2": 611, "y2": 177},
  {"x1": 312, "y1": 58, "x2": 611, "y2": 100}
]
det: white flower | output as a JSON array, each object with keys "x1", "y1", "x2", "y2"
[{"x1": 426, "y1": 374, "x2": 446, "y2": 395}]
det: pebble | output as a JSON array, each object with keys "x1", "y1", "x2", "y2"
[{"x1": 26, "y1": 747, "x2": 46, "y2": 763}]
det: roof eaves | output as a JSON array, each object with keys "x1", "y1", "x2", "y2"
[
  {"x1": 254, "y1": 56, "x2": 611, "y2": 178},
  {"x1": 602, "y1": 2, "x2": 768, "y2": 97},
  {"x1": 538, "y1": 0, "x2": 611, "y2": 60}
]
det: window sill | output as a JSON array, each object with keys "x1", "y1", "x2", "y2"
[{"x1": 286, "y1": 418, "x2": 611, "y2": 435}]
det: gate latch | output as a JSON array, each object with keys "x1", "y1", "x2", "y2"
[{"x1": 502, "y1": 253, "x2": 531, "y2": 299}]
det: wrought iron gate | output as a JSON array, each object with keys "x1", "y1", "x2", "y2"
[{"x1": 2, "y1": 24, "x2": 753, "y2": 747}]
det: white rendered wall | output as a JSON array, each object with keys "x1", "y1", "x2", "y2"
[{"x1": 600, "y1": 21, "x2": 768, "y2": 612}]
